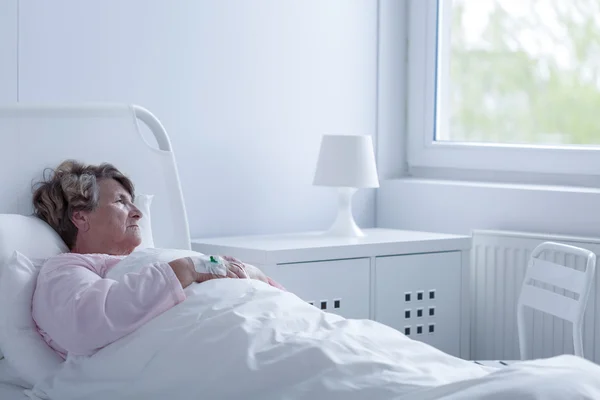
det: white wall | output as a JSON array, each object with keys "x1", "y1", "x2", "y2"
[
  {"x1": 16, "y1": 0, "x2": 378, "y2": 239},
  {"x1": 375, "y1": 0, "x2": 600, "y2": 239},
  {"x1": 0, "y1": 0, "x2": 17, "y2": 103},
  {"x1": 377, "y1": 179, "x2": 600, "y2": 238}
]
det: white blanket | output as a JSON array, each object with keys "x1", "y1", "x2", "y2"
[{"x1": 26, "y1": 251, "x2": 600, "y2": 400}]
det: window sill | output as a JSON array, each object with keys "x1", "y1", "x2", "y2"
[
  {"x1": 399, "y1": 166, "x2": 600, "y2": 193},
  {"x1": 382, "y1": 176, "x2": 600, "y2": 195}
]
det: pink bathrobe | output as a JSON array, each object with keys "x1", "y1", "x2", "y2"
[{"x1": 32, "y1": 253, "x2": 285, "y2": 359}]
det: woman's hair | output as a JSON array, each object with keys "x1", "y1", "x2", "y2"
[{"x1": 32, "y1": 160, "x2": 135, "y2": 249}]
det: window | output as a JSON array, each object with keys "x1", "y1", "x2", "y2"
[{"x1": 408, "y1": 0, "x2": 600, "y2": 176}]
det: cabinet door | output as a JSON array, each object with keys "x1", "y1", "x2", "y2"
[
  {"x1": 260, "y1": 258, "x2": 370, "y2": 320},
  {"x1": 375, "y1": 252, "x2": 462, "y2": 357}
]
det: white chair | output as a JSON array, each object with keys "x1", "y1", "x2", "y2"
[{"x1": 475, "y1": 241, "x2": 596, "y2": 367}]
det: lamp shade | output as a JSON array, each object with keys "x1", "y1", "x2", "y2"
[{"x1": 313, "y1": 134, "x2": 379, "y2": 188}]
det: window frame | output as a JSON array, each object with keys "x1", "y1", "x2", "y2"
[{"x1": 407, "y1": 0, "x2": 600, "y2": 177}]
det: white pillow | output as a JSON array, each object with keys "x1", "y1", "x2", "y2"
[
  {"x1": 0, "y1": 214, "x2": 69, "y2": 364},
  {"x1": 0, "y1": 251, "x2": 63, "y2": 386},
  {"x1": 0, "y1": 214, "x2": 68, "y2": 266},
  {"x1": 134, "y1": 194, "x2": 155, "y2": 249},
  {"x1": 0, "y1": 215, "x2": 68, "y2": 383}
]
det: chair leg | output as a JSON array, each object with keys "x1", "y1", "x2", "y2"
[
  {"x1": 517, "y1": 306, "x2": 528, "y2": 360},
  {"x1": 573, "y1": 325, "x2": 584, "y2": 358}
]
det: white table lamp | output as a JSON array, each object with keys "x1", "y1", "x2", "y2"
[{"x1": 313, "y1": 134, "x2": 379, "y2": 237}]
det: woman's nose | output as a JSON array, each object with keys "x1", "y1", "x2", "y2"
[{"x1": 130, "y1": 206, "x2": 142, "y2": 220}]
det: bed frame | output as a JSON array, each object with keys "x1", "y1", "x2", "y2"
[{"x1": 0, "y1": 103, "x2": 190, "y2": 250}]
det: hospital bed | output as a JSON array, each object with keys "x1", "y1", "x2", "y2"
[
  {"x1": 1, "y1": 104, "x2": 600, "y2": 400},
  {"x1": 0, "y1": 104, "x2": 193, "y2": 399}
]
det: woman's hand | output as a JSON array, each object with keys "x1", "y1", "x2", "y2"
[
  {"x1": 223, "y1": 256, "x2": 268, "y2": 283},
  {"x1": 169, "y1": 257, "x2": 248, "y2": 289},
  {"x1": 222, "y1": 257, "x2": 249, "y2": 279},
  {"x1": 222, "y1": 256, "x2": 286, "y2": 290}
]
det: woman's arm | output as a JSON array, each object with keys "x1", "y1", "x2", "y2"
[{"x1": 33, "y1": 258, "x2": 186, "y2": 357}]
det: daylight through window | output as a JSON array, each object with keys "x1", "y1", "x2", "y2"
[{"x1": 436, "y1": 0, "x2": 600, "y2": 147}]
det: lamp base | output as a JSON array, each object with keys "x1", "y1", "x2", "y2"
[{"x1": 324, "y1": 187, "x2": 364, "y2": 237}]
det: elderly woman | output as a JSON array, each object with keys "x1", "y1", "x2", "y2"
[{"x1": 31, "y1": 160, "x2": 280, "y2": 359}]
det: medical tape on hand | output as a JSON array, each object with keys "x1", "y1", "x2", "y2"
[{"x1": 188, "y1": 255, "x2": 228, "y2": 277}]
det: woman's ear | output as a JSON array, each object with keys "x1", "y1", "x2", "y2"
[{"x1": 71, "y1": 211, "x2": 90, "y2": 232}]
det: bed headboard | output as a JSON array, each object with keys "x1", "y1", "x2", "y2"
[{"x1": 0, "y1": 104, "x2": 191, "y2": 250}]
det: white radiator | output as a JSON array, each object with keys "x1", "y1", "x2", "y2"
[{"x1": 471, "y1": 230, "x2": 600, "y2": 363}]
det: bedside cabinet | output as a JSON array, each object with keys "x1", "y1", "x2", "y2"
[{"x1": 191, "y1": 228, "x2": 471, "y2": 359}]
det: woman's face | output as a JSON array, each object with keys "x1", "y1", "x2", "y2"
[{"x1": 74, "y1": 179, "x2": 142, "y2": 255}]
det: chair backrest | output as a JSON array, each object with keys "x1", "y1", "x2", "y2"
[{"x1": 517, "y1": 241, "x2": 596, "y2": 360}]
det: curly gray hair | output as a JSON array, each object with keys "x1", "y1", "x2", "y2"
[{"x1": 32, "y1": 160, "x2": 135, "y2": 249}]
